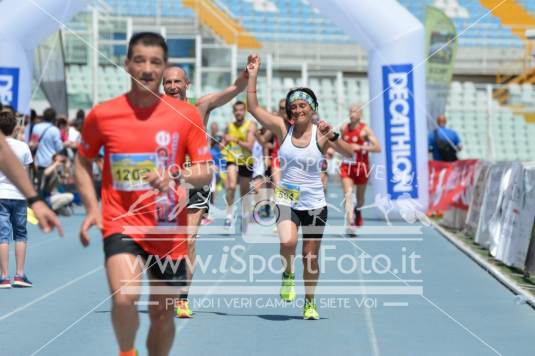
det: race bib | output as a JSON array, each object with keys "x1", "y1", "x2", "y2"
[
  {"x1": 275, "y1": 183, "x2": 301, "y2": 207},
  {"x1": 110, "y1": 153, "x2": 156, "y2": 191},
  {"x1": 229, "y1": 145, "x2": 243, "y2": 159}
]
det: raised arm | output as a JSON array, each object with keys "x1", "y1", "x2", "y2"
[
  {"x1": 246, "y1": 54, "x2": 286, "y2": 141},
  {"x1": 196, "y1": 70, "x2": 249, "y2": 124}
]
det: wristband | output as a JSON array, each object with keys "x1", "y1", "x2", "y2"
[
  {"x1": 27, "y1": 195, "x2": 44, "y2": 207},
  {"x1": 328, "y1": 132, "x2": 340, "y2": 142}
]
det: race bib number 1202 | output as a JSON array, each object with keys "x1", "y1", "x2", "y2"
[{"x1": 110, "y1": 153, "x2": 156, "y2": 191}]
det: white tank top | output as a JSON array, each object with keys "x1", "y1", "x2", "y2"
[{"x1": 278, "y1": 124, "x2": 326, "y2": 210}]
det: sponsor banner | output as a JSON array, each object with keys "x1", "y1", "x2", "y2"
[
  {"x1": 0, "y1": 67, "x2": 19, "y2": 109},
  {"x1": 382, "y1": 64, "x2": 419, "y2": 199},
  {"x1": 424, "y1": 6, "x2": 458, "y2": 124},
  {"x1": 464, "y1": 161, "x2": 492, "y2": 236},
  {"x1": 489, "y1": 162, "x2": 535, "y2": 269},
  {"x1": 489, "y1": 162, "x2": 524, "y2": 260},
  {"x1": 522, "y1": 165, "x2": 535, "y2": 274},
  {"x1": 427, "y1": 159, "x2": 479, "y2": 217},
  {"x1": 474, "y1": 162, "x2": 510, "y2": 248}
]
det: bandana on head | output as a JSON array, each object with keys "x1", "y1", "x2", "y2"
[{"x1": 288, "y1": 90, "x2": 317, "y2": 111}]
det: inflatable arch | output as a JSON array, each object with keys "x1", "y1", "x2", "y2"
[
  {"x1": 310, "y1": 0, "x2": 429, "y2": 219},
  {"x1": 0, "y1": 0, "x2": 428, "y2": 218},
  {"x1": 0, "y1": 0, "x2": 89, "y2": 114}
]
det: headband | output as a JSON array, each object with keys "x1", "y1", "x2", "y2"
[{"x1": 288, "y1": 90, "x2": 317, "y2": 111}]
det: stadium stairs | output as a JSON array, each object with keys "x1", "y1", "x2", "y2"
[
  {"x1": 183, "y1": 0, "x2": 261, "y2": 48},
  {"x1": 481, "y1": 0, "x2": 535, "y2": 105}
]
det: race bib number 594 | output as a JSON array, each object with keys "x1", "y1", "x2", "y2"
[
  {"x1": 110, "y1": 153, "x2": 156, "y2": 191},
  {"x1": 275, "y1": 183, "x2": 300, "y2": 207}
]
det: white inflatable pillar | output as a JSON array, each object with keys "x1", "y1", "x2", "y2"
[
  {"x1": 309, "y1": 0, "x2": 429, "y2": 219},
  {"x1": 0, "y1": 0, "x2": 90, "y2": 113}
]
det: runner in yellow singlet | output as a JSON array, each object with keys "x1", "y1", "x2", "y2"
[{"x1": 223, "y1": 101, "x2": 256, "y2": 228}]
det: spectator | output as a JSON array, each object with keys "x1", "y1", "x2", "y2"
[
  {"x1": 210, "y1": 121, "x2": 219, "y2": 138},
  {"x1": 428, "y1": 114, "x2": 462, "y2": 162},
  {"x1": 65, "y1": 117, "x2": 82, "y2": 156},
  {"x1": 0, "y1": 110, "x2": 34, "y2": 288},
  {"x1": 13, "y1": 112, "x2": 26, "y2": 142},
  {"x1": 75, "y1": 109, "x2": 85, "y2": 122},
  {"x1": 28, "y1": 108, "x2": 64, "y2": 194},
  {"x1": 1, "y1": 105, "x2": 15, "y2": 114},
  {"x1": 0, "y1": 128, "x2": 63, "y2": 237},
  {"x1": 56, "y1": 116, "x2": 69, "y2": 142},
  {"x1": 23, "y1": 109, "x2": 40, "y2": 143},
  {"x1": 42, "y1": 152, "x2": 74, "y2": 216}
]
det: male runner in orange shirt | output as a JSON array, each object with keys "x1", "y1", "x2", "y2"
[{"x1": 75, "y1": 32, "x2": 212, "y2": 356}]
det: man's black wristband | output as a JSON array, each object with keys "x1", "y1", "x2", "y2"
[
  {"x1": 27, "y1": 195, "x2": 44, "y2": 206},
  {"x1": 329, "y1": 132, "x2": 340, "y2": 142}
]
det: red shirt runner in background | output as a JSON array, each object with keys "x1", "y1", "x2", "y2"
[{"x1": 339, "y1": 122, "x2": 369, "y2": 185}]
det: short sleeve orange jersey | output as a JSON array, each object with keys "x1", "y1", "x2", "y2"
[{"x1": 78, "y1": 94, "x2": 212, "y2": 259}]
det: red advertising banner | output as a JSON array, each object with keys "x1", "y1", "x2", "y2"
[{"x1": 427, "y1": 159, "x2": 479, "y2": 216}]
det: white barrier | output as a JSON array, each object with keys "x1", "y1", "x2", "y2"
[
  {"x1": 464, "y1": 161, "x2": 492, "y2": 236},
  {"x1": 459, "y1": 161, "x2": 535, "y2": 270},
  {"x1": 493, "y1": 163, "x2": 535, "y2": 269},
  {"x1": 489, "y1": 162, "x2": 524, "y2": 263},
  {"x1": 474, "y1": 163, "x2": 510, "y2": 248},
  {"x1": 522, "y1": 164, "x2": 535, "y2": 274}
]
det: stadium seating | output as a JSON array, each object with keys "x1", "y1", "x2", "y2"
[
  {"x1": 56, "y1": 1, "x2": 535, "y2": 161},
  {"x1": 519, "y1": 0, "x2": 535, "y2": 17},
  {"x1": 63, "y1": 61, "x2": 535, "y2": 162},
  {"x1": 211, "y1": 0, "x2": 524, "y2": 47},
  {"x1": 216, "y1": 0, "x2": 351, "y2": 43},
  {"x1": 395, "y1": 0, "x2": 521, "y2": 48},
  {"x1": 103, "y1": 0, "x2": 194, "y2": 17},
  {"x1": 445, "y1": 81, "x2": 535, "y2": 161},
  {"x1": 97, "y1": 0, "x2": 526, "y2": 47}
]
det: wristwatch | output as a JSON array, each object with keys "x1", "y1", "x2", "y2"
[
  {"x1": 329, "y1": 132, "x2": 340, "y2": 142},
  {"x1": 27, "y1": 195, "x2": 44, "y2": 207}
]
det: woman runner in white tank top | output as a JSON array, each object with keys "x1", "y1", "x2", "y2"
[{"x1": 246, "y1": 54, "x2": 354, "y2": 320}]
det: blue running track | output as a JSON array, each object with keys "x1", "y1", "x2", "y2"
[{"x1": 1, "y1": 183, "x2": 534, "y2": 356}]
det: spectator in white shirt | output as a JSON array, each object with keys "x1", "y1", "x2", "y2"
[
  {"x1": 28, "y1": 108, "x2": 63, "y2": 195},
  {"x1": 0, "y1": 110, "x2": 34, "y2": 288}
]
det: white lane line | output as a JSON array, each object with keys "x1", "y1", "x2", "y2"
[{"x1": 0, "y1": 265, "x2": 103, "y2": 322}]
